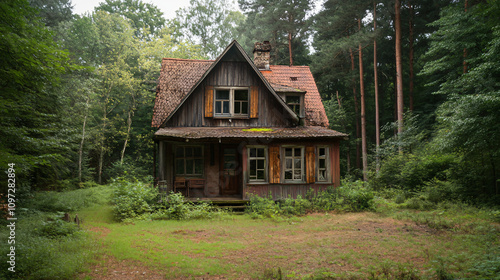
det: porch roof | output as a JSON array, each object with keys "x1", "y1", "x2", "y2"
[{"x1": 154, "y1": 126, "x2": 348, "y2": 140}]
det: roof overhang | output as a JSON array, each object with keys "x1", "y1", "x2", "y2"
[{"x1": 154, "y1": 126, "x2": 349, "y2": 141}]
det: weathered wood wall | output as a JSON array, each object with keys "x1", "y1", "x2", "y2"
[{"x1": 165, "y1": 61, "x2": 295, "y2": 128}]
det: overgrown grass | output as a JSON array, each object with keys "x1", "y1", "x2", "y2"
[{"x1": 0, "y1": 185, "x2": 110, "y2": 280}]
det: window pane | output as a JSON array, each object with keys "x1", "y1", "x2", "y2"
[
  {"x1": 257, "y1": 159, "x2": 264, "y2": 169},
  {"x1": 175, "y1": 159, "x2": 184, "y2": 175},
  {"x1": 294, "y1": 148, "x2": 301, "y2": 157},
  {"x1": 234, "y1": 90, "x2": 248, "y2": 100},
  {"x1": 249, "y1": 148, "x2": 256, "y2": 158},
  {"x1": 257, "y1": 148, "x2": 264, "y2": 157},
  {"x1": 215, "y1": 101, "x2": 222, "y2": 114},
  {"x1": 176, "y1": 147, "x2": 184, "y2": 157},
  {"x1": 194, "y1": 147, "x2": 202, "y2": 157},
  {"x1": 319, "y1": 148, "x2": 326, "y2": 156},
  {"x1": 285, "y1": 148, "x2": 292, "y2": 157},
  {"x1": 286, "y1": 158, "x2": 292, "y2": 169},
  {"x1": 319, "y1": 170, "x2": 326, "y2": 181},
  {"x1": 285, "y1": 171, "x2": 292, "y2": 179},
  {"x1": 186, "y1": 159, "x2": 194, "y2": 174},
  {"x1": 234, "y1": 103, "x2": 241, "y2": 114},
  {"x1": 249, "y1": 160, "x2": 256, "y2": 176},
  {"x1": 294, "y1": 158, "x2": 301, "y2": 169},
  {"x1": 216, "y1": 90, "x2": 229, "y2": 99},
  {"x1": 294, "y1": 170, "x2": 301, "y2": 180},
  {"x1": 319, "y1": 159, "x2": 326, "y2": 169},
  {"x1": 257, "y1": 170, "x2": 265, "y2": 180},
  {"x1": 286, "y1": 96, "x2": 300, "y2": 104},
  {"x1": 241, "y1": 102, "x2": 248, "y2": 114},
  {"x1": 194, "y1": 159, "x2": 203, "y2": 174},
  {"x1": 185, "y1": 147, "x2": 193, "y2": 157},
  {"x1": 223, "y1": 101, "x2": 229, "y2": 114}
]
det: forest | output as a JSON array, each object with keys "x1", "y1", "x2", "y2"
[{"x1": 1, "y1": 0, "x2": 499, "y2": 204}]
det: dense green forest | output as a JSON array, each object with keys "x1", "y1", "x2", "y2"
[{"x1": 1, "y1": 0, "x2": 499, "y2": 204}]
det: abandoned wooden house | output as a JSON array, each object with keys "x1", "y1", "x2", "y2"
[{"x1": 152, "y1": 40, "x2": 347, "y2": 200}]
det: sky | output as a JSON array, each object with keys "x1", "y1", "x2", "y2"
[{"x1": 71, "y1": 0, "x2": 193, "y2": 20}]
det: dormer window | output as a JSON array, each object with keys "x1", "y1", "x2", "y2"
[
  {"x1": 214, "y1": 87, "x2": 249, "y2": 117},
  {"x1": 283, "y1": 93, "x2": 305, "y2": 118}
]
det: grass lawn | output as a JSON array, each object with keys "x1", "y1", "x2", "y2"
[{"x1": 77, "y1": 203, "x2": 499, "y2": 279}]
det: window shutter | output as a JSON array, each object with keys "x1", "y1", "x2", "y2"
[
  {"x1": 250, "y1": 86, "x2": 259, "y2": 118},
  {"x1": 204, "y1": 86, "x2": 214, "y2": 118},
  {"x1": 306, "y1": 146, "x2": 316, "y2": 184},
  {"x1": 269, "y1": 145, "x2": 280, "y2": 184}
]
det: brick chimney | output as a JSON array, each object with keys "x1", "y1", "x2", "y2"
[{"x1": 253, "y1": 41, "x2": 271, "y2": 70}]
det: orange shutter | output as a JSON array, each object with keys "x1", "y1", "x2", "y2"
[
  {"x1": 250, "y1": 86, "x2": 259, "y2": 118},
  {"x1": 306, "y1": 146, "x2": 316, "y2": 184},
  {"x1": 204, "y1": 86, "x2": 214, "y2": 118},
  {"x1": 269, "y1": 145, "x2": 280, "y2": 184}
]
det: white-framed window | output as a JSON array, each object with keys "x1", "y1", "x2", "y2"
[
  {"x1": 283, "y1": 146, "x2": 304, "y2": 182},
  {"x1": 175, "y1": 145, "x2": 203, "y2": 176},
  {"x1": 214, "y1": 87, "x2": 249, "y2": 117},
  {"x1": 248, "y1": 146, "x2": 267, "y2": 182},
  {"x1": 317, "y1": 146, "x2": 329, "y2": 182}
]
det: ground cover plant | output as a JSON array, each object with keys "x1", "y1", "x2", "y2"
[{"x1": 0, "y1": 185, "x2": 110, "y2": 280}]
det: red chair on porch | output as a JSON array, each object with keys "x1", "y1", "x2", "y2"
[
  {"x1": 174, "y1": 177, "x2": 188, "y2": 196},
  {"x1": 187, "y1": 179, "x2": 205, "y2": 197}
]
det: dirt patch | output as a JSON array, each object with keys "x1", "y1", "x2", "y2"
[
  {"x1": 87, "y1": 226, "x2": 112, "y2": 238},
  {"x1": 78, "y1": 254, "x2": 164, "y2": 280}
]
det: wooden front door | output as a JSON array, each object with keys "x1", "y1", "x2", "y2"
[{"x1": 220, "y1": 146, "x2": 241, "y2": 196}]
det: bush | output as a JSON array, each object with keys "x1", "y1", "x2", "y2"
[
  {"x1": 112, "y1": 178, "x2": 158, "y2": 221},
  {"x1": 38, "y1": 218, "x2": 80, "y2": 238},
  {"x1": 246, "y1": 194, "x2": 281, "y2": 218},
  {"x1": 151, "y1": 192, "x2": 226, "y2": 220}
]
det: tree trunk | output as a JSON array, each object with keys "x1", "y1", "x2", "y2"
[
  {"x1": 358, "y1": 18, "x2": 367, "y2": 181},
  {"x1": 98, "y1": 106, "x2": 107, "y2": 185},
  {"x1": 288, "y1": 31, "x2": 293, "y2": 66},
  {"x1": 78, "y1": 97, "x2": 90, "y2": 182},
  {"x1": 120, "y1": 109, "x2": 133, "y2": 165},
  {"x1": 373, "y1": 1, "x2": 380, "y2": 172},
  {"x1": 395, "y1": 0, "x2": 404, "y2": 135},
  {"x1": 409, "y1": 0, "x2": 415, "y2": 112},
  {"x1": 349, "y1": 47, "x2": 361, "y2": 170},
  {"x1": 337, "y1": 91, "x2": 350, "y2": 173}
]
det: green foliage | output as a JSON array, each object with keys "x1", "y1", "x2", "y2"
[
  {"x1": 38, "y1": 218, "x2": 80, "y2": 238},
  {"x1": 238, "y1": 0, "x2": 312, "y2": 66},
  {"x1": 171, "y1": 0, "x2": 244, "y2": 59},
  {"x1": 26, "y1": 186, "x2": 112, "y2": 212},
  {"x1": 152, "y1": 192, "x2": 226, "y2": 220},
  {"x1": 111, "y1": 178, "x2": 158, "y2": 221},
  {"x1": 246, "y1": 182, "x2": 375, "y2": 219}
]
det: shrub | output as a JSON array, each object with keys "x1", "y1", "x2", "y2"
[
  {"x1": 38, "y1": 218, "x2": 80, "y2": 238},
  {"x1": 151, "y1": 192, "x2": 226, "y2": 220},
  {"x1": 246, "y1": 194, "x2": 281, "y2": 218},
  {"x1": 112, "y1": 178, "x2": 158, "y2": 221}
]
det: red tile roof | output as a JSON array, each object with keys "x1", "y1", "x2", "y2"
[
  {"x1": 151, "y1": 58, "x2": 213, "y2": 127},
  {"x1": 152, "y1": 52, "x2": 329, "y2": 128},
  {"x1": 261, "y1": 65, "x2": 329, "y2": 127}
]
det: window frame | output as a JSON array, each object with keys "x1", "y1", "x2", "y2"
[
  {"x1": 174, "y1": 145, "x2": 204, "y2": 177},
  {"x1": 282, "y1": 92, "x2": 305, "y2": 118},
  {"x1": 282, "y1": 145, "x2": 305, "y2": 183},
  {"x1": 316, "y1": 146, "x2": 330, "y2": 182},
  {"x1": 247, "y1": 146, "x2": 268, "y2": 183},
  {"x1": 214, "y1": 87, "x2": 250, "y2": 118}
]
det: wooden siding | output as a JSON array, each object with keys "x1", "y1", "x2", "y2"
[
  {"x1": 244, "y1": 184, "x2": 330, "y2": 200},
  {"x1": 165, "y1": 61, "x2": 294, "y2": 127}
]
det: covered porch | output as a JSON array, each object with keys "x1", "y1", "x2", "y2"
[{"x1": 153, "y1": 127, "x2": 347, "y2": 201}]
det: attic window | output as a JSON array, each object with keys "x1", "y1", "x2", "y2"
[
  {"x1": 290, "y1": 77, "x2": 298, "y2": 81},
  {"x1": 214, "y1": 87, "x2": 249, "y2": 117}
]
